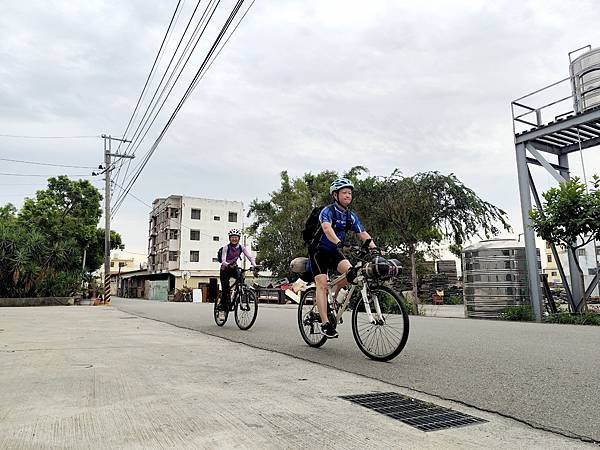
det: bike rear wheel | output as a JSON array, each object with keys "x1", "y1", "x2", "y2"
[
  {"x1": 298, "y1": 287, "x2": 327, "y2": 347},
  {"x1": 235, "y1": 287, "x2": 258, "y2": 330},
  {"x1": 351, "y1": 285, "x2": 409, "y2": 361},
  {"x1": 213, "y1": 298, "x2": 228, "y2": 326}
]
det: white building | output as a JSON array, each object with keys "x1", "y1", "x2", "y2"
[
  {"x1": 543, "y1": 240, "x2": 599, "y2": 297},
  {"x1": 146, "y1": 195, "x2": 256, "y2": 298}
]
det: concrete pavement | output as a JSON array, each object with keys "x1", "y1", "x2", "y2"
[
  {"x1": 112, "y1": 297, "x2": 600, "y2": 444},
  {"x1": 0, "y1": 305, "x2": 595, "y2": 449}
]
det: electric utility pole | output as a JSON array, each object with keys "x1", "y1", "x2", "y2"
[{"x1": 101, "y1": 134, "x2": 133, "y2": 303}]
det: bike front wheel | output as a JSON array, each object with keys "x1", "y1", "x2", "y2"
[
  {"x1": 213, "y1": 298, "x2": 228, "y2": 326},
  {"x1": 351, "y1": 285, "x2": 409, "y2": 361},
  {"x1": 235, "y1": 287, "x2": 258, "y2": 330},
  {"x1": 298, "y1": 287, "x2": 328, "y2": 348}
]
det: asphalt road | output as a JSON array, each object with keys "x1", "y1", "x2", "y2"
[{"x1": 112, "y1": 298, "x2": 600, "y2": 444}]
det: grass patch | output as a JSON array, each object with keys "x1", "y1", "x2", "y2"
[
  {"x1": 498, "y1": 306, "x2": 533, "y2": 321},
  {"x1": 543, "y1": 312, "x2": 600, "y2": 326},
  {"x1": 447, "y1": 295, "x2": 463, "y2": 305}
]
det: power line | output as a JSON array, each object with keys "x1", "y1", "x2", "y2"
[
  {"x1": 110, "y1": 179, "x2": 222, "y2": 240},
  {"x1": 112, "y1": 0, "x2": 221, "y2": 210},
  {"x1": 0, "y1": 157, "x2": 96, "y2": 169},
  {"x1": 116, "y1": 0, "x2": 213, "y2": 169},
  {"x1": 113, "y1": 0, "x2": 211, "y2": 197},
  {"x1": 0, "y1": 134, "x2": 99, "y2": 139},
  {"x1": 0, "y1": 172, "x2": 95, "y2": 177},
  {"x1": 112, "y1": 0, "x2": 185, "y2": 189},
  {"x1": 112, "y1": 0, "x2": 250, "y2": 217},
  {"x1": 192, "y1": 0, "x2": 256, "y2": 92}
]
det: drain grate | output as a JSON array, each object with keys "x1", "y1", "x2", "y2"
[{"x1": 340, "y1": 392, "x2": 487, "y2": 432}]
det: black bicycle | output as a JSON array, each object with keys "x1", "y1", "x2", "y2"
[
  {"x1": 214, "y1": 267, "x2": 259, "y2": 330},
  {"x1": 298, "y1": 245, "x2": 409, "y2": 361}
]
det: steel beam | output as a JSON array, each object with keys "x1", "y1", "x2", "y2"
[
  {"x1": 516, "y1": 143, "x2": 543, "y2": 321},
  {"x1": 558, "y1": 153, "x2": 584, "y2": 309},
  {"x1": 515, "y1": 107, "x2": 600, "y2": 144},
  {"x1": 525, "y1": 157, "x2": 569, "y2": 174},
  {"x1": 528, "y1": 169, "x2": 575, "y2": 310},
  {"x1": 561, "y1": 135, "x2": 600, "y2": 154},
  {"x1": 526, "y1": 145, "x2": 567, "y2": 184}
]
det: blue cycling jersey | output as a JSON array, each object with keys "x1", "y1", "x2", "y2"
[{"x1": 317, "y1": 204, "x2": 364, "y2": 252}]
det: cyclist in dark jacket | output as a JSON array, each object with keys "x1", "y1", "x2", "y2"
[{"x1": 309, "y1": 178, "x2": 379, "y2": 338}]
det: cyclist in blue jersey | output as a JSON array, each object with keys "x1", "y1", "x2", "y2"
[{"x1": 308, "y1": 178, "x2": 380, "y2": 338}]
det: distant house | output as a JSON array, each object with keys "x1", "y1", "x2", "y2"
[
  {"x1": 121, "y1": 195, "x2": 258, "y2": 301},
  {"x1": 543, "y1": 240, "x2": 600, "y2": 297}
]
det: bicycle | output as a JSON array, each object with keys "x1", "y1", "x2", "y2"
[
  {"x1": 297, "y1": 246, "x2": 409, "y2": 361},
  {"x1": 214, "y1": 266, "x2": 259, "y2": 330}
]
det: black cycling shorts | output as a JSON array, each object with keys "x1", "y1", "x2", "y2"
[{"x1": 309, "y1": 247, "x2": 346, "y2": 277}]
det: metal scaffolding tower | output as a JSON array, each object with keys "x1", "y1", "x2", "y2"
[{"x1": 512, "y1": 70, "x2": 600, "y2": 321}]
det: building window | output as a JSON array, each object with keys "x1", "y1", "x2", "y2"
[
  {"x1": 228, "y1": 211, "x2": 238, "y2": 222},
  {"x1": 214, "y1": 215, "x2": 220, "y2": 221},
  {"x1": 547, "y1": 255, "x2": 552, "y2": 263},
  {"x1": 190, "y1": 230, "x2": 200, "y2": 241},
  {"x1": 190, "y1": 250, "x2": 199, "y2": 262},
  {"x1": 191, "y1": 208, "x2": 201, "y2": 220},
  {"x1": 110, "y1": 262, "x2": 114, "y2": 267},
  {"x1": 213, "y1": 236, "x2": 219, "y2": 241},
  {"x1": 577, "y1": 249, "x2": 586, "y2": 257},
  {"x1": 169, "y1": 251, "x2": 178, "y2": 262},
  {"x1": 169, "y1": 207, "x2": 179, "y2": 218},
  {"x1": 169, "y1": 229, "x2": 178, "y2": 240},
  {"x1": 119, "y1": 262, "x2": 126, "y2": 268},
  {"x1": 212, "y1": 257, "x2": 219, "y2": 262},
  {"x1": 551, "y1": 271, "x2": 558, "y2": 276},
  {"x1": 589, "y1": 268, "x2": 598, "y2": 275}
]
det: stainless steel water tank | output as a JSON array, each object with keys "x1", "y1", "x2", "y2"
[
  {"x1": 570, "y1": 47, "x2": 600, "y2": 113},
  {"x1": 462, "y1": 239, "x2": 540, "y2": 319}
]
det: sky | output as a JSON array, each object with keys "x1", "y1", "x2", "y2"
[{"x1": 1, "y1": 0, "x2": 600, "y2": 263}]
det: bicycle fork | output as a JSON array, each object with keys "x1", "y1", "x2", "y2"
[{"x1": 360, "y1": 283, "x2": 384, "y2": 325}]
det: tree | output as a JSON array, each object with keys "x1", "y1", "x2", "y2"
[
  {"x1": 249, "y1": 168, "x2": 510, "y2": 308},
  {"x1": 354, "y1": 171, "x2": 511, "y2": 313},
  {"x1": 0, "y1": 176, "x2": 124, "y2": 297},
  {"x1": 248, "y1": 170, "x2": 337, "y2": 277},
  {"x1": 0, "y1": 203, "x2": 16, "y2": 220},
  {"x1": 85, "y1": 228, "x2": 124, "y2": 272},
  {"x1": 530, "y1": 176, "x2": 600, "y2": 312},
  {"x1": 19, "y1": 175, "x2": 102, "y2": 247}
]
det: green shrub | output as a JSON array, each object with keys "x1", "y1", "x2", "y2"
[
  {"x1": 544, "y1": 313, "x2": 600, "y2": 326},
  {"x1": 498, "y1": 306, "x2": 533, "y2": 321},
  {"x1": 447, "y1": 295, "x2": 463, "y2": 305}
]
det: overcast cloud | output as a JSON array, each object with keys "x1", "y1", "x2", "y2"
[{"x1": 1, "y1": 0, "x2": 600, "y2": 260}]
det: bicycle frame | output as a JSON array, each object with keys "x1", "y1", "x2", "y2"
[
  {"x1": 229, "y1": 269, "x2": 255, "y2": 310},
  {"x1": 323, "y1": 268, "x2": 381, "y2": 326}
]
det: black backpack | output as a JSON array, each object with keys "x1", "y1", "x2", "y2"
[{"x1": 301, "y1": 204, "x2": 352, "y2": 248}]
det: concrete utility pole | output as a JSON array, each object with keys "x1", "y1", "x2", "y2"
[{"x1": 101, "y1": 134, "x2": 133, "y2": 304}]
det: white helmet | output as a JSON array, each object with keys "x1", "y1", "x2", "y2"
[
  {"x1": 228, "y1": 228, "x2": 241, "y2": 237},
  {"x1": 329, "y1": 177, "x2": 354, "y2": 195}
]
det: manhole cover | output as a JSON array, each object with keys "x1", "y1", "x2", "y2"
[{"x1": 340, "y1": 392, "x2": 487, "y2": 432}]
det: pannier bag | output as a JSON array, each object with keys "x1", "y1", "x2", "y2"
[
  {"x1": 290, "y1": 257, "x2": 310, "y2": 273},
  {"x1": 364, "y1": 256, "x2": 403, "y2": 279},
  {"x1": 290, "y1": 257, "x2": 314, "y2": 283}
]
